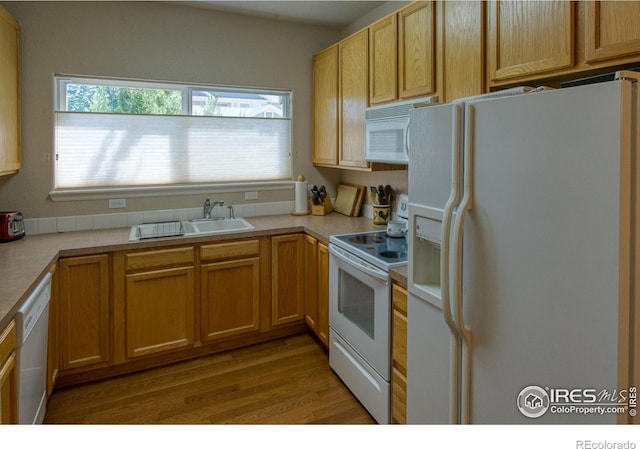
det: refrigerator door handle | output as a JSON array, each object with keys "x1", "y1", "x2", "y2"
[
  {"x1": 451, "y1": 105, "x2": 474, "y2": 339},
  {"x1": 405, "y1": 121, "x2": 410, "y2": 158},
  {"x1": 441, "y1": 104, "x2": 464, "y2": 336},
  {"x1": 450, "y1": 103, "x2": 475, "y2": 423},
  {"x1": 442, "y1": 104, "x2": 465, "y2": 424}
]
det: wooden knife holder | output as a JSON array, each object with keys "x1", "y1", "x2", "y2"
[{"x1": 312, "y1": 197, "x2": 333, "y2": 216}]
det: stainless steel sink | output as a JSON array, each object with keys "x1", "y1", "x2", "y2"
[{"x1": 181, "y1": 218, "x2": 254, "y2": 236}]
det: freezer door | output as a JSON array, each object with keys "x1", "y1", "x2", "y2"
[
  {"x1": 407, "y1": 293, "x2": 458, "y2": 424},
  {"x1": 461, "y1": 81, "x2": 632, "y2": 424},
  {"x1": 408, "y1": 104, "x2": 457, "y2": 218}
]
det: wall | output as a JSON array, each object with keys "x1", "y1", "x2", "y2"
[
  {"x1": 0, "y1": 1, "x2": 342, "y2": 220},
  {"x1": 342, "y1": 0, "x2": 411, "y2": 37}
]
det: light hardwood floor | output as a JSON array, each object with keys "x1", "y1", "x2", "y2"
[{"x1": 43, "y1": 332, "x2": 376, "y2": 424}]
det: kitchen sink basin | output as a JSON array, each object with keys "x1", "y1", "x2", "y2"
[
  {"x1": 129, "y1": 218, "x2": 254, "y2": 241},
  {"x1": 181, "y1": 217, "x2": 254, "y2": 236}
]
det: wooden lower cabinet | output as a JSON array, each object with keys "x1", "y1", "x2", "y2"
[
  {"x1": 47, "y1": 263, "x2": 59, "y2": 398},
  {"x1": 200, "y1": 240, "x2": 261, "y2": 341},
  {"x1": 59, "y1": 254, "x2": 110, "y2": 372},
  {"x1": 316, "y1": 243, "x2": 330, "y2": 346},
  {"x1": 120, "y1": 246, "x2": 195, "y2": 359},
  {"x1": 53, "y1": 234, "x2": 309, "y2": 386},
  {"x1": 303, "y1": 237, "x2": 329, "y2": 347},
  {"x1": 125, "y1": 266, "x2": 195, "y2": 358},
  {"x1": 303, "y1": 235, "x2": 319, "y2": 331},
  {"x1": 392, "y1": 282, "x2": 408, "y2": 424},
  {"x1": 271, "y1": 234, "x2": 304, "y2": 327},
  {"x1": 0, "y1": 320, "x2": 18, "y2": 424}
]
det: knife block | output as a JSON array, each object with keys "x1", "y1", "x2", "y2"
[{"x1": 312, "y1": 197, "x2": 333, "y2": 216}]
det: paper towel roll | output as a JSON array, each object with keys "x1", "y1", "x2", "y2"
[{"x1": 294, "y1": 180, "x2": 308, "y2": 213}]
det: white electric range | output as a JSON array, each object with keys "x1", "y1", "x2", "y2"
[{"x1": 328, "y1": 194, "x2": 408, "y2": 424}]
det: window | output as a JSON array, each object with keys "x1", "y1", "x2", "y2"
[{"x1": 53, "y1": 76, "x2": 292, "y2": 195}]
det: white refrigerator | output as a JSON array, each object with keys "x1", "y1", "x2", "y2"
[{"x1": 406, "y1": 76, "x2": 639, "y2": 424}]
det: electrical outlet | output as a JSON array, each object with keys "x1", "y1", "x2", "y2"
[
  {"x1": 245, "y1": 191, "x2": 259, "y2": 201},
  {"x1": 109, "y1": 198, "x2": 126, "y2": 209}
]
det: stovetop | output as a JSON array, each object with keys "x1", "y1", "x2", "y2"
[{"x1": 330, "y1": 230, "x2": 408, "y2": 270}]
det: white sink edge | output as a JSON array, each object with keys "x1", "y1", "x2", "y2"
[{"x1": 129, "y1": 218, "x2": 254, "y2": 241}]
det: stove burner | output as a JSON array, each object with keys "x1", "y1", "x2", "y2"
[
  {"x1": 378, "y1": 250, "x2": 407, "y2": 260},
  {"x1": 348, "y1": 235, "x2": 386, "y2": 245}
]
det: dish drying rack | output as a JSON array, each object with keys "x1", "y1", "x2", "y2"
[{"x1": 136, "y1": 220, "x2": 184, "y2": 239}]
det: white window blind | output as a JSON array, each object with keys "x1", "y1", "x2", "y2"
[{"x1": 54, "y1": 112, "x2": 291, "y2": 189}]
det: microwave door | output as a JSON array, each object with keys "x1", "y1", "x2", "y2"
[{"x1": 365, "y1": 117, "x2": 408, "y2": 164}]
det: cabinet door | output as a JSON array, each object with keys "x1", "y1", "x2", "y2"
[
  {"x1": 271, "y1": 234, "x2": 304, "y2": 326},
  {"x1": 201, "y1": 258, "x2": 260, "y2": 341},
  {"x1": 488, "y1": 0, "x2": 575, "y2": 84},
  {"x1": 392, "y1": 283, "x2": 407, "y2": 424},
  {"x1": 398, "y1": 1, "x2": 435, "y2": 99},
  {"x1": 47, "y1": 264, "x2": 59, "y2": 398},
  {"x1": 316, "y1": 242, "x2": 330, "y2": 347},
  {"x1": 125, "y1": 266, "x2": 194, "y2": 358},
  {"x1": 312, "y1": 45, "x2": 339, "y2": 166},
  {"x1": 0, "y1": 6, "x2": 20, "y2": 176},
  {"x1": 585, "y1": 1, "x2": 640, "y2": 64},
  {"x1": 303, "y1": 235, "x2": 318, "y2": 331},
  {"x1": 0, "y1": 320, "x2": 17, "y2": 424},
  {"x1": 339, "y1": 29, "x2": 369, "y2": 169},
  {"x1": 59, "y1": 255, "x2": 110, "y2": 371},
  {"x1": 438, "y1": 0, "x2": 485, "y2": 103},
  {"x1": 369, "y1": 14, "x2": 397, "y2": 104}
]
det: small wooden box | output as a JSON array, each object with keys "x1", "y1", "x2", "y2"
[{"x1": 312, "y1": 197, "x2": 333, "y2": 216}]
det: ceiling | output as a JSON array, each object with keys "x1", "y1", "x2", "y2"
[{"x1": 174, "y1": 1, "x2": 387, "y2": 27}]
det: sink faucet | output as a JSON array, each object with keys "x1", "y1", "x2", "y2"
[{"x1": 203, "y1": 197, "x2": 224, "y2": 219}]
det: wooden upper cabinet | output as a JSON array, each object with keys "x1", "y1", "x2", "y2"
[
  {"x1": 312, "y1": 45, "x2": 339, "y2": 166},
  {"x1": 369, "y1": 14, "x2": 397, "y2": 104},
  {"x1": 339, "y1": 29, "x2": 369, "y2": 169},
  {"x1": 0, "y1": 6, "x2": 20, "y2": 176},
  {"x1": 437, "y1": 0, "x2": 485, "y2": 103},
  {"x1": 488, "y1": 0, "x2": 575, "y2": 85},
  {"x1": 585, "y1": 1, "x2": 640, "y2": 64},
  {"x1": 398, "y1": 1, "x2": 435, "y2": 99}
]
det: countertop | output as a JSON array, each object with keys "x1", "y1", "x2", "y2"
[{"x1": 0, "y1": 212, "x2": 404, "y2": 330}]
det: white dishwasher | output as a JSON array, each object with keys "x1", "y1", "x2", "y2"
[{"x1": 15, "y1": 272, "x2": 51, "y2": 424}]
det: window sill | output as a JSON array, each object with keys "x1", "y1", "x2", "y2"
[{"x1": 49, "y1": 181, "x2": 294, "y2": 202}]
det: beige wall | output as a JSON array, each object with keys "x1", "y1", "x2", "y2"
[
  {"x1": 0, "y1": 1, "x2": 412, "y2": 220},
  {"x1": 0, "y1": 1, "x2": 343, "y2": 218}
]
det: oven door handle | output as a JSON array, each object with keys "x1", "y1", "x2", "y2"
[{"x1": 329, "y1": 245, "x2": 389, "y2": 284}]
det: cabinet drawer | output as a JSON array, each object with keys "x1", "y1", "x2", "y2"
[
  {"x1": 393, "y1": 308, "x2": 407, "y2": 375},
  {"x1": 0, "y1": 320, "x2": 16, "y2": 367},
  {"x1": 392, "y1": 366, "x2": 407, "y2": 424},
  {"x1": 125, "y1": 246, "x2": 194, "y2": 272},
  {"x1": 392, "y1": 283, "x2": 407, "y2": 314},
  {"x1": 200, "y1": 239, "x2": 259, "y2": 262}
]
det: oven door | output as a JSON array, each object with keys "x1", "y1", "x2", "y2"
[{"x1": 329, "y1": 244, "x2": 391, "y2": 379}]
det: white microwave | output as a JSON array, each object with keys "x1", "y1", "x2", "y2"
[{"x1": 365, "y1": 95, "x2": 439, "y2": 165}]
